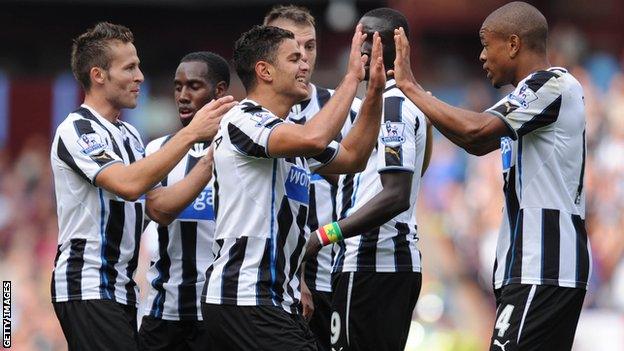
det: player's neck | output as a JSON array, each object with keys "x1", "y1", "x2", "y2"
[
  {"x1": 83, "y1": 93, "x2": 121, "y2": 123},
  {"x1": 513, "y1": 54, "x2": 551, "y2": 87},
  {"x1": 247, "y1": 89, "x2": 294, "y2": 119}
]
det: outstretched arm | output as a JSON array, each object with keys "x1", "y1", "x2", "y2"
[
  {"x1": 146, "y1": 147, "x2": 214, "y2": 226},
  {"x1": 389, "y1": 28, "x2": 509, "y2": 156},
  {"x1": 267, "y1": 24, "x2": 368, "y2": 158},
  {"x1": 316, "y1": 32, "x2": 386, "y2": 174}
]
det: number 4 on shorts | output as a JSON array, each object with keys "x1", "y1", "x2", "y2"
[{"x1": 495, "y1": 304, "x2": 514, "y2": 337}]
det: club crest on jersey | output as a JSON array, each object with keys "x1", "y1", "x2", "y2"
[
  {"x1": 250, "y1": 112, "x2": 273, "y2": 127},
  {"x1": 131, "y1": 138, "x2": 144, "y2": 154},
  {"x1": 285, "y1": 166, "x2": 310, "y2": 204},
  {"x1": 380, "y1": 121, "x2": 405, "y2": 147},
  {"x1": 77, "y1": 133, "x2": 107, "y2": 156},
  {"x1": 507, "y1": 83, "x2": 538, "y2": 109},
  {"x1": 500, "y1": 137, "x2": 513, "y2": 170}
]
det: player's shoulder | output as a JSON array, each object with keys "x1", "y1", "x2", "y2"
[
  {"x1": 523, "y1": 68, "x2": 569, "y2": 94},
  {"x1": 145, "y1": 134, "x2": 172, "y2": 152},
  {"x1": 225, "y1": 99, "x2": 282, "y2": 128},
  {"x1": 55, "y1": 107, "x2": 105, "y2": 137}
]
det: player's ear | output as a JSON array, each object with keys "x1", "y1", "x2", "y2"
[
  {"x1": 509, "y1": 34, "x2": 520, "y2": 59},
  {"x1": 90, "y1": 67, "x2": 106, "y2": 86},
  {"x1": 214, "y1": 81, "x2": 228, "y2": 98},
  {"x1": 255, "y1": 61, "x2": 273, "y2": 84}
]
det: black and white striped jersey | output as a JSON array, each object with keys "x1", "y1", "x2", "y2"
[
  {"x1": 143, "y1": 137, "x2": 215, "y2": 320},
  {"x1": 333, "y1": 79, "x2": 426, "y2": 273},
  {"x1": 50, "y1": 104, "x2": 146, "y2": 306},
  {"x1": 288, "y1": 84, "x2": 361, "y2": 293},
  {"x1": 202, "y1": 99, "x2": 340, "y2": 314},
  {"x1": 486, "y1": 67, "x2": 592, "y2": 290}
]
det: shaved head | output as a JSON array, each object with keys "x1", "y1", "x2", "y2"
[{"x1": 482, "y1": 1, "x2": 548, "y2": 53}]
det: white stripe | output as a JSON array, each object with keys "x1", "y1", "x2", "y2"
[
  {"x1": 346, "y1": 272, "x2": 354, "y2": 346},
  {"x1": 517, "y1": 284, "x2": 537, "y2": 344}
]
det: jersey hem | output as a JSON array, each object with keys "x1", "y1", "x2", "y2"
[
  {"x1": 51, "y1": 293, "x2": 139, "y2": 307},
  {"x1": 485, "y1": 110, "x2": 518, "y2": 140},
  {"x1": 334, "y1": 265, "x2": 422, "y2": 273},
  {"x1": 494, "y1": 277, "x2": 588, "y2": 290},
  {"x1": 91, "y1": 159, "x2": 124, "y2": 185}
]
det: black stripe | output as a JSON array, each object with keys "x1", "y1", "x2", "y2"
[
  {"x1": 384, "y1": 84, "x2": 397, "y2": 92},
  {"x1": 339, "y1": 175, "x2": 355, "y2": 220},
  {"x1": 150, "y1": 225, "x2": 171, "y2": 318},
  {"x1": 316, "y1": 87, "x2": 331, "y2": 108},
  {"x1": 503, "y1": 166, "x2": 520, "y2": 283},
  {"x1": 393, "y1": 222, "x2": 413, "y2": 271},
  {"x1": 122, "y1": 137, "x2": 136, "y2": 163},
  {"x1": 383, "y1": 96, "x2": 405, "y2": 167},
  {"x1": 241, "y1": 102, "x2": 263, "y2": 113},
  {"x1": 356, "y1": 228, "x2": 380, "y2": 269},
  {"x1": 516, "y1": 95, "x2": 562, "y2": 136},
  {"x1": 491, "y1": 101, "x2": 519, "y2": 117},
  {"x1": 310, "y1": 145, "x2": 337, "y2": 164},
  {"x1": 66, "y1": 238, "x2": 87, "y2": 297},
  {"x1": 288, "y1": 204, "x2": 308, "y2": 307},
  {"x1": 525, "y1": 71, "x2": 559, "y2": 92},
  {"x1": 74, "y1": 107, "x2": 123, "y2": 158},
  {"x1": 256, "y1": 238, "x2": 273, "y2": 304},
  {"x1": 548, "y1": 68, "x2": 567, "y2": 74},
  {"x1": 228, "y1": 122, "x2": 269, "y2": 158},
  {"x1": 51, "y1": 245, "x2": 62, "y2": 298},
  {"x1": 333, "y1": 241, "x2": 346, "y2": 273},
  {"x1": 305, "y1": 184, "x2": 320, "y2": 290},
  {"x1": 101, "y1": 200, "x2": 125, "y2": 301},
  {"x1": 185, "y1": 153, "x2": 201, "y2": 176},
  {"x1": 57, "y1": 138, "x2": 91, "y2": 183},
  {"x1": 572, "y1": 215, "x2": 589, "y2": 286},
  {"x1": 330, "y1": 183, "x2": 338, "y2": 222},
  {"x1": 203, "y1": 238, "x2": 224, "y2": 299},
  {"x1": 221, "y1": 237, "x2": 248, "y2": 302},
  {"x1": 541, "y1": 209, "x2": 560, "y2": 282},
  {"x1": 179, "y1": 221, "x2": 198, "y2": 318},
  {"x1": 124, "y1": 203, "x2": 143, "y2": 304},
  {"x1": 119, "y1": 121, "x2": 141, "y2": 143},
  {"x1": 159, "y1": 136, "x2": 175, "y2": 186},
  {"x1": 264, "y1": 119, "x2": 282, "y2": 129},
  {"x1": 575, "y1": 130, "x2": 586, "y2": 204},
  {"x1": 510, "y1": 209, "x2": 524, "y2": 279},
  {"x1": 273, "y1": 197, "x2": 293, "y2": 303},
  {"x1": 213, "y1": 165, "x2": 220, "y2": 221}
]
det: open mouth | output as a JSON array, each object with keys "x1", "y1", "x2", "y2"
[{"x1": 179, "y1": 107, "x2": 195, "y2": 119}]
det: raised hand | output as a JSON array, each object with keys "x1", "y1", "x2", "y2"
[
  {"x1": 367, "y1": 31, "x2": 386, "y2": 92},
  {"x1": 389, "y1": 27, "x2": 420, "y2": 91},
  {"x1": 346, "y1": 23, "x2": 369, "y2": 82},
  {"x1": 186, "y1": 95, "x2": 237, "y2": 142}
]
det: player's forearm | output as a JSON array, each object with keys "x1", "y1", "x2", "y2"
[
  {"x1": 401, "y1": 83, "x2": 493, "y2": 148},
  {"x1": 146, "y1": 156, "x2": 212, "y2": 225},
  {"x1": 338, "y1": 85, "x2": 384, "y2": 170},
  {"x1": 337, "y1": 187, "x2": 409, "y2": 239},
  {"x1": 304, "y1": 74, "x2": 360, "y2": 145},
  {"x1": 97, "y1": 130, "x2": 196, "y2": 200}
]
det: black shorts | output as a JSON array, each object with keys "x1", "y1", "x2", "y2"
[
  {"x1": 307, "y1": 289, "x2": 332, "y2": 351},
  {"x1": 489, "y1": 284, "x2": 586, "y2": 351},
  {"x1": 139, "y1": 316, "x2": 211, "y2": 351},
  {"x1": 53, "y1": 299, "x2": 139, "y2": 351},
  {"x1": 201, "y1": 303, "x2": 317, "y2": 351},
  {"x1": 331, "y1": 271, "x2": 421, "y2": 351}
]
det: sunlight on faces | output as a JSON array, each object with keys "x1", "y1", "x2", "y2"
[
  {"x1": 174, "y1": 61, "x2": 215, "y2": 126},
  {"x1": 269, "y1": 18, "x2": 317, "y2": 87},
  {"x1": 270, "y1": 38, "x2": 310, "y2": 103},
  {"x1": 101, "y1": 40, "x2": 144, "y2": 109},
  {"x1": 479, "y1": 26, "x2": 515, "y2": 88}
]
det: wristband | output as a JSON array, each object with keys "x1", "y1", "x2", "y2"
[{"x1": 316, "y1": 222, "x2": 343, "y2": 246}]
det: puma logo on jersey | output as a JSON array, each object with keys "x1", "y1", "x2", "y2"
[{"x1": 493, "y1": 339, "x2": 510, "y2": 351}]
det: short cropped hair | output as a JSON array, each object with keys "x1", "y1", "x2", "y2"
[
  {"x1": 362, "y1": 7, "x2": 409, "y2": 36},
  {"x1": 180, "y1": 51, "x2": 231, "y2": 87},
  {"x1": 263, "y1": 4, "x2": 315, "y2": 27},
  {"x1": 232, "y1": 25, "x2": 294, "y2": 91},
  {"x1": 71, "y1": 22, "x2": 134, "y2": 91}
]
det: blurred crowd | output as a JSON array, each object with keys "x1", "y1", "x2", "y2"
[{"x1": 0, "y1": 25, "x2": 622, "y2": 351}]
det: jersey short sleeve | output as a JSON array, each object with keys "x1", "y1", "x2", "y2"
[
  {"x1": 55, "y1": 117, "x2": 123, "y2": 184},
  {"x1": 486, "y1": 71, "x2": 562, "y2": 140},
  {"x1": 226, "y1": 108, "x2": 284, "y2": 158},
  {"x1": 307, "y1": 140, "x2": 340, "y2": 172},
  {"x1": 377, "y1": 96, "x2": 418, "y2": 173}
]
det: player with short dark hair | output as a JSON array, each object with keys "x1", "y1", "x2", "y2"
[
  {"x1": 304, "y1": 8, "x2": 432, "y2": 351},
  {"x1": 201, "y1": 24, "x2": 387, "y2": 350},
  {"x1": 264, "y1": 5, "x2": 362, "y2": 350},
  {"x1": 138, "y1": 51, "x2": 230, "y2": 351},
  {"x1": 391, "y1": 2, "x2": 590, "y2": 350},
  {"x1": 50, "y1": 22, "x2": 234, "y2": 350}
]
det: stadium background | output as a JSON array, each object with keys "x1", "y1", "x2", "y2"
[{"x1": 1, "y1": 0, "x2": 623, "y2": 349}]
